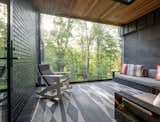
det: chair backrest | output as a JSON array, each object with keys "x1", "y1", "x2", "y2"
[
  {"x1": 38, "y1": 64, "x2": 53, "y2": 75},
  {"x1": 0, "y1": 66, "x2": 5, "y2": 77},
  {"x1": 38, "y1": 64, "x2": 56, "y2": 86}
]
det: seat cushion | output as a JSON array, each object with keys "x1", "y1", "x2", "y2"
[{"x1": 115, "y1": 74, "x2": 160, "y2": 89}]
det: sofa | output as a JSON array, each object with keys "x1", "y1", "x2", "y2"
[{"x1": 113, "y1": 69, "x2": 160, "y2": 94}]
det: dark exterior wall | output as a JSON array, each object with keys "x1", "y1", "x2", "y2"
[
  {"x1": 121, "y1": 9, "x2": 160, "y2": 69},
  {"x1": 11, "y1": 0, "x2": 38, "y2": 121}
]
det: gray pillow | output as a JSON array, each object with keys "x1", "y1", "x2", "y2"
[
  {"x1": 127, "y1": 64, "x2": 135, "y2": 76},
  {"x1": 148, "y1": 69, "x2": 156, "y2": 78}
]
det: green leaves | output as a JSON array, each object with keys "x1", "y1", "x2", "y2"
[
  {"x1": 42, "y1": 15, "x2": 121, "y2": 81},
  {"x1": 0, "y1": 4, "x2": 7, "y2": 90}
]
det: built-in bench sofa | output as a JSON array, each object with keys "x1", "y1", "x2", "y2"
[{"x1": 113, "y1": 69, "x2": 160, "y2": 95}]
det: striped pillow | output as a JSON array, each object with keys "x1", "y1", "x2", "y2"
[
  {"x1": 121, "y1": 64, "x2": 128, "y2": 74},
  {"x1": 127, "y1": 64, "x2": 135, "y2": 76},
  {"x1": 155, "y1": 65, "x2": 160, "y2": 81},
  {"x1": 135, "y1": 65, "x2": 143, "y2": 77}
]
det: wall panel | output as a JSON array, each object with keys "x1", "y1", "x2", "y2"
[
  {"x1": 123, "y1": 9, "x2": 160, "y2": 69},
  {"x1": 11, "y1": 0, "x2": 38, "y2": 121}
]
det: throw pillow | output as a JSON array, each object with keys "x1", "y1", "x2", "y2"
[
  {"x1": 143, "y1": 69, "x2": 148, "y2": 77},
  {"x1": 155, "y1": 65, "x2": 160, "y2": 81},
  {"x1": 135, "y1": 65, "x2": 143, "y2": 77},
  {"x1": 127, "y1": 64, "x2": 135, "y2": 76},
  {"x1": 148, "y1": 69, "x2": 156, "y2": 78},
  {"x1": 153, "y1": 93, "x2": 160, "y2": 108},
  {"x1": 121, "y1": 64, "x2": 128, "y2": 74}
]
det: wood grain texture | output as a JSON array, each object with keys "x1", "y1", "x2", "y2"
[{"x1": 32, "y1": 0, "x2": 160, "y2": 25}]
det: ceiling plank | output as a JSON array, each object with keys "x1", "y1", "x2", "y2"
[
  {"x1": 100, "y1": 3, "x2": 121, "y2": 19},
  {"x1": 84, "y1": 0, "x2": 99, "y2": 17},
  {"x1": 33, "y1": 0, "x2": 160, "y2": 25}
]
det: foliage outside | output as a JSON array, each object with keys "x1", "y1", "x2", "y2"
[
  {"x1": 41, "y1": 15, "x2": 122, "y2": 82},
  {"x1": 0, "y1": 3, "x2": 7, "y2": 90}
]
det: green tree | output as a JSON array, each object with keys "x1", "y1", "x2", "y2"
[
  {"x1": 0, "y1": 4, "x2": 7, "y2": 90},
  {"x1": 42, "y1": 15, "x2": 121, "y2": 82},
  {"x1": 0, "y1": 18, "x2": 7, "y2": 64}
]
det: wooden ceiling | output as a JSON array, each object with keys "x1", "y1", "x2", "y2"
[{"x1": 33, "y1": 0, "x2": 160, "y2": 25}]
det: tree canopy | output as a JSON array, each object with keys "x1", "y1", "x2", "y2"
[
  {"x1": 42, "y1": 15, "x2": 121, "y2": 82},
  {"x1": 0, "y1": 3, "x2": 7, "y2": 90}
]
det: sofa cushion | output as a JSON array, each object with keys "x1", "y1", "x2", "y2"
[
  {"x1": 143, "y1": 69, "x2": 148, "y2": 77},
  {"x1": 155, "y1": 65, "x2": 160, "y2": 81},
  {"x1": 148, "y1": 69, "x2": 156, "y2": 78},
  {"x1": 115, "y1": 74, "x2": 160, "y2": 89},
  {"x1": 121, "y1": 64, "x2": 128, "y2": 74},
  {"x1": 135, "y1": 65, "x2": 143, "y2": 77},
  {"x1": 127, "y1": 64, "x2": 135, "y2": 76}
]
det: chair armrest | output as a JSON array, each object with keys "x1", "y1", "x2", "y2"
[
  {"x1": 53, "y1": 72, "x2": 70, "y2": 74},
  {"x1": 115, "y1": 92, "x2": 160, "y2": 115},
  {"x1": 52, "y1": 72, "x2": 70, "y2": 75},
  {"x1": 42, "y1": 75, "x2": 64, "y2": 78}
]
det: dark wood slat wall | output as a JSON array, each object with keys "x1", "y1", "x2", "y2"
[
  {"x1": 121, "y1": 9, "x2": 160, "y2": 69},
  {"x1": 11, "y1": 0, "x2": 38, "y2": 121}
]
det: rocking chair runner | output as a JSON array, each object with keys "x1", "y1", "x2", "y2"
[{"x1": 37, "y1": 64, "x2": 72, "y2": 101}]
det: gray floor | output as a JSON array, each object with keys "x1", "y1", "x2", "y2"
[{"x1": 18, "y1": 81, "x2": 145, "y2": 122}]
